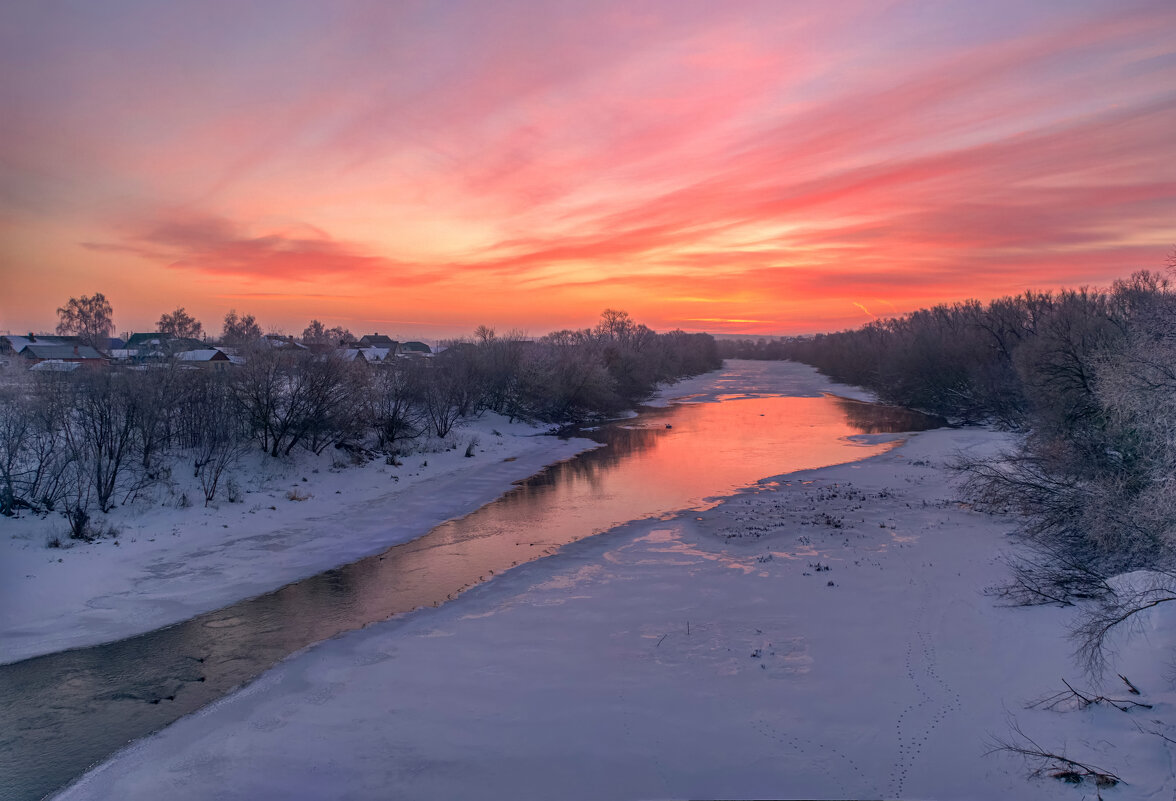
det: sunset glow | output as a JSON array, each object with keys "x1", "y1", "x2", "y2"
[{"x1": 2, "y1": 1, "x2": 1174, "y2": 338}]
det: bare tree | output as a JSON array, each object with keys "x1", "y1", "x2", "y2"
[
  {"x1": 0, "y1": 374, "x2": 74, "y2": 517},
  {"x1": 61, "y1": 370, "x2": 140, "y2": 516},
  {"x1": 301, "y1": 320, "x2": 354, "y2": 345},
  {"x1": 157, "y1": 307, "x2": 203, "y2": 339},
  {"x1": 189, "y1": 373, "x2": 249, "y2": 504},
  {"x1": 222, "y1": 309, "x2": 262, "y2": 346},
  {"x1": 129, "y1": 360, "x2": 184, "y2": 470},
  {"x1": 360, "y1": 359, "x2": 424, "y2": 449},
  {"x1": 514, "y1": 335, "x2": 619, "y2": 422},
  {"x1": 479, "y1": 329, "x2": 527, "y2": 415},
  {"x1": 233, "y1": 346, "x2": 353, "y2": 456},
  {"x1": 420, "y1": 359, "x2": 465, "y2": 438},
  {"x1": 0, "y1": 385, "x2": 34, "y2": 515},
  {"x1": 56, "y1": 292, "x2": 114, "y2": 351},
  {"x1": 17, "y1": 373, "x2": 75, "y2": 514}
]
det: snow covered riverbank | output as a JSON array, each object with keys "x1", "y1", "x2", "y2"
[
  {"x1": 51, "y1": 363, "x2": 1176, "y2": 800},
  {"x1": 0, "y1": 415, "x2": 598, "y2": 665},
  {"x1": 0, "y1": 359, "x2": 876, "y2": 666}
]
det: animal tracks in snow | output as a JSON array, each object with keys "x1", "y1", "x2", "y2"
[
  {"x1": 752, "y1": 719, "x2": 874, "y2": 798},
  {"x1": 889, "y1": 629, "x2": 962, "y2": 796}
]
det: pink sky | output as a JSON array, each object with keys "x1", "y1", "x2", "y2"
[{"x1": 1, "y1": 0, "x2": 1174, "y2": 339}]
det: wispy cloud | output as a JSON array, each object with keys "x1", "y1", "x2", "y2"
[{"x1": 83, "y1": 213, "x2": 447, "y2": 287}]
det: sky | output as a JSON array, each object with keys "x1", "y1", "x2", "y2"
[{"x1": 1, "y1": 0, "x2": 1174, "y2": 340}]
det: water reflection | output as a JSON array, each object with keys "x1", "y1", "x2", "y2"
[
  {"x1": 831, "y1": 396, "x2": 947, "y2": 434},
  {"x1": 0, "y1": 394, "x2": 941, "y2": 801}
]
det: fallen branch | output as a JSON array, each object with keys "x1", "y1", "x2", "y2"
[
  {"x1": 1132, "y1": 718, "x2": 1176, "y2": 746},
  {"x1": 987, "y1": 720, "x2": 1126, "y2": 791},
  {"x1": 1028, "y1": 677, "x2": 1152, "y2": 713}
]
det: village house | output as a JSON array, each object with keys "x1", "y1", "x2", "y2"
[
  {"x1": 115, "y1": 333, "x2": 209, "y2": 362},
  {"x1": 2, "y1": 334, "x2": 109, "y2": 367},
  {"x1": 357, "y1": 333, "x2": 398, "y2": 350},
  {"x1": 125, "y1": 332, "x2": 206, "y2": 349},
  {"x1": 175, "y1": 349, "x2": 233, "y2": 371},
  {"x1": 262, "y1": 334, "x2": 307, "y2": 351},
  {"x1": 340, "y1": 347, "x2": 395, "y2": 364}
]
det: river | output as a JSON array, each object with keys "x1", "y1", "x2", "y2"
[{"x1": 1, "y1": 388, "x2": 941, "y2": 801}]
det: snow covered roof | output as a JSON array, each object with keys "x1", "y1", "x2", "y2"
[
  {"x1": 340, "y1": 347, "x2": 391, "y2": 362},
  {"x1": 29, "y1": 359, "x2": 81, "y2": 372},
  {"x1": 176, "y1": 349, "x2": 229, "y2": 361},
  {"x1": 263, "y1": 335, "x2": 307, "y2": 350}
]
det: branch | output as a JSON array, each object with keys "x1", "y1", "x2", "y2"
[
  {"x1": 1073, "y1": 587, "x2": 1176, "y2": 676},
  {"x1": 987, "y1": 719, "x2": 1126, "y2": 789},
  {"x1": 1027, "y1": 677, "x2": 1152, "y2": 713}
]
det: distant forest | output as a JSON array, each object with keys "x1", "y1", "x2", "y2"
[{"x1": 723, "y1": 266, "x2": 1176, "y2": 663}]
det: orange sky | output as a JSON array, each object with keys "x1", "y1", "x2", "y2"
[{"x1": 2, "y1": 1, "x2": 1174, "y2": 340}]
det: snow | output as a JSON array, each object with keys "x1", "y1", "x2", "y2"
[
  {"x1": 0, "y1": 416, "x2": 598, "y2": 665},
  {"x1": 23, "y1": 360, "x2": 1176, "y2": 799}
]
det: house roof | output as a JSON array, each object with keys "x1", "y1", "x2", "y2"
[
  {"x1": 359, "y1": 334, "x2": 398, "y2": 348},
  {"x1": 176, "y1": 349, "x2": 229, "y2": 361},
  {"x1": 124, "y1": 334, "x2": 207, "y2": 352},
  {"x1": 263, "y1": 334, "x2": 307, "y2": 350},
  {"x1": 125, "y1": 333, "x2": 165, "y2": 347},
  {"x1": 22, "y1": 343, "x2": 105, "y2": 360},
  {"x1": 4, "y1": 334, "x2": 84, "y2": 353}
]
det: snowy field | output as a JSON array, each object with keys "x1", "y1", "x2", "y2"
[{"x1": 45, "y1": 361, "x2": 1176, "y2": 800}]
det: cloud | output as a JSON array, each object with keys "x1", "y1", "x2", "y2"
[
  {"x1": 9, "y1": 0, "x2": 1176, "y2": 335},
  {"x1": 83, "y1": 213, "x2": 446, "y2": 286}
]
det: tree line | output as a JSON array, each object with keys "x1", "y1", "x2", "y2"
[
  {"x1": 725, "y1": 266, "x2": 1176, "y2": 667},
  {"x1": 0, "y1": 309, "x2": 719, "y2": 540}
]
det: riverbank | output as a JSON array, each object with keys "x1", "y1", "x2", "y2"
[
  {"x1": 53, "y1": 365, "x2": 1175, "y2": 799},
  {"x1": 0, "y1": 414, "x2": 599, "y2": 665},
  {"x1": 0, "y1": 359, "x2": 875, "y2": 666}
]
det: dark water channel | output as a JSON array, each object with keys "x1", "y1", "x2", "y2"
[{"x1": 0, "y1": 394, "x2": 942, "y2": 800}]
